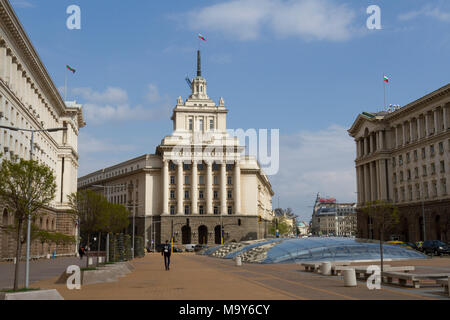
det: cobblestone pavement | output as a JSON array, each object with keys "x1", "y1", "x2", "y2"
[
  {"x1": 0, "y1": 255, "x2": 101, "y2": 289},
  {"x1": 29, "y1": 253, "x2": 450, "y2": 300}
]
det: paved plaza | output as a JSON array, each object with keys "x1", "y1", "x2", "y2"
[{"x1": 19, "y1": 253, "x2": 450, "y2": 300}]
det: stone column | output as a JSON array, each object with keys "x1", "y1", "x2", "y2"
[
  {"x1": 410, "y1": 120, "x2": 414, "y2": 142},
  {"x1": 177, "y1": 161, "x2": 183, "y2": 214},
  {"x1": 402, "y1": 122, "x2": 406, "y2": 145},
  {"x1": 234, "y1": 161, "x2": 241, "y2": 214},
  {"x1": 191, "y1": 161, "x2": 198, "y2": 214},
  {"x1": 162, "y1": 160, "x2": 169, "y2": 214},
  {"x1": 364, "y1": 137, "x2": 369, "y2": 155},
  {"x1": 370, "y1": 134, "x2": 374, "y2": 153},
  {"x1": 371, "y1": 162, "x2": 377, "y2": 201},
  {"x1": 220, "y1": 162, "x2": 227, "y2": 215},
  {"x1": 433, "y1": 109, "x2": 438, "y2": 134},
  {"x1": 356, "y1": 139, "x2": 361, "y2": 158},
  {"x1": 379, "y1": 159, "x2": 387, "y2": 201},
  {"x1": 356, "y1": 165, "x2": 361, "y2": 204},
  {"x1": 206, "y1": 161, "x2": 213, "y2": 214},
  {"x1": 444, "y1": 105, "x2": 448, "y2": 131},
  {"x1": 359, "y1": 165, "x2": 365, "y2": 204},
  {"x1": 0, "y1": 43, "x2": 6, "y2": 80},
  {"x1": 417, "y1": 117, "x2": 421, "y2": 140},
  {"x1": 425, "y1": 112, "x2": 429, "y2": 136},
  {"x1": 364, "y1": 163, "x2": 371, "y2": 202}
]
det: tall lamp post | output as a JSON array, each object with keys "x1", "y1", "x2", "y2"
[{"x1": 0, "y1": 119, "x2": 67, "y2": 288}]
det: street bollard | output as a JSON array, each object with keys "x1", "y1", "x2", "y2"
[
  {"x1": 343, "y1": 268, "x2": 357, "y2": 287},
  {"x1": 13, "y1": 257, "x2": 16, "y2": 264},
  {"x1": 88, "y1": 257, "x2": 93, "y2": 266},
  {"x1": 46, "y1": 254, "x2": 50, "y2": 259},
  {"x1": 236, "y1": 256, "x2": 242, "y2": 267},
  {"x1": 321, "y1": 262, "x2": 331, "y2": 275}
]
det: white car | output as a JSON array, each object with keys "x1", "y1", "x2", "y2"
[{"x1": 184, "y1": 244, "x2": 195, "y2": 252}]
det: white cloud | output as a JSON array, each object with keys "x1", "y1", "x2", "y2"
[
  {"x1": 71, "y1": 85, "x2": 171, "y2": 125},
  {"x1": 269, "y1": 125, "x2": 356, "y2": 220},
  {"x1": 183, "y1": 0, "x2": 356, "y2": 42},
  {"x1": 10, "y1": 0, "x2": 35, "y2": 8},
  {"x1": 78, "y1": 132, "x2": 136, "y2": 154},
  {"x1": 399, "y1": 5, "x2": 450, "y2": 22}
]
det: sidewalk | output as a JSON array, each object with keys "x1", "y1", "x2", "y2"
[{"x1": 30, "y1": 253, "x2": 450, "y2": 300}]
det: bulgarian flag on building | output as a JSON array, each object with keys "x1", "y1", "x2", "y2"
[
  {"x1": 198, "y1": 33, "x2": 206, "y2": 41},
  {"x1": 66, "y1": 65, "x2": 76, "y2": 74},
  {"x1": 383, "y1": 75, "x2": 389, "y2": 83}
]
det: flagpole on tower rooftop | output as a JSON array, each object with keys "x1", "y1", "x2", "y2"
[{"x1": 64, "y1": 67, "x2": 68, "y2": 101}]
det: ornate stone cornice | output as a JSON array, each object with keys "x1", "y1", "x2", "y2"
[{"x1": 0, "y1": 0, "x2": 77, "y2": 120}]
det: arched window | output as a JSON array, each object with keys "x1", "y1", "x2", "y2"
[{"x1": 2, "y1": 208, "x2": 8, "y2": 226}]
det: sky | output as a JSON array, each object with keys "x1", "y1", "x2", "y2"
[{"x1": 10, "y1": 0, "x2": 450, "y2": 222}]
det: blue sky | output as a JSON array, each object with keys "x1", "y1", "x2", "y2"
[{"x1": 10, "y1": 0, "x2": 450, "y2": 221}]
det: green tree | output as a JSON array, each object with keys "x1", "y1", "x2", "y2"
[
  {"x1": 68, "y1": 190, "x2": 108, "y2": 268},
  {"x1": 0, "y1": 159, "x2": 56, "y2": 290},
  {"x1": 106, "y1": 203, "x2": 129, "y2": 262},
  {"x1": 362, "y1": 200, "x2": 399, "y2": 275}
]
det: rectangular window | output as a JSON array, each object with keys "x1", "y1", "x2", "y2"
[
  {"x1": 184, "y1": 205, "x2": 190, "y2": 215},
  {"x1": 430, "y1": 144, "x2": 435, "y2": 156},
  {"x1": 440, "y1": 161, "x2": 445, "y2": 173},
  {"x1": 213, "y1": 190, "x2": 218, "y2": 199},
  {"x1": 422, "y1": 148, "x2": 426, "y2": 159},
  {"x1": 442, "y1": 179, "x2": 447, "y2": 195},
  {"x1": 213, "y1": 176, "x2": 218, "y2": 185},
  {"x1": 199, "y1": 190, "x2": 204, "y2": 199},
  {"x1": 423, "y1": 165, "x2": 427, "y2": 176},
  {"x1": 170, "y1": 205, "x2": 175, "y2": 215},
  {"x1": 227, "y1": 206, "x2": 233, "y2": 215},
  {"x1": 183, "y1": 163, "x2": 190, "y2": 171},
  {"x1": 227, "y1": 176, "x2": 232, "y2": 185},
  {"x1": 185, "y1": 190, "x2": 189, "y2": 199},
  {"x1": 413, "y1": 150, "x2": 418, "y2": 161},
  {"x1": 199, "y1": 119, "x2": 204, "y2": 131},
  {"x1": 199, "y1": 175, "x2": 204, "y2": 185},
  {"x1": 189, "y1": 119, "x2": 193, "y2": 131},
  {"x1": 170, "y1": 190, "x2": 175, "y2": 199},
  {"x1": 185, "y1": 175, "x2": 189, "y2": 185},
  {"x1": 198, "y1": 163, "x2": 204, "y2": 171},
  {"x1": 414, "y1": 167, "x2": 419, "y2": 178},
  {"x1": 227, "y1": 190, "x2": 232, "y2": 199},
  {"x1": 439, "y1": 142, "x2": 444, "y2": 154},
  {"x1": 399, "y1": 155, "x2": 403, "y2": 165},
  {"x1": 199, "y1": 205, "x2": 204, "y2": 215},
  {"x1": 406, "y1": 152, "x2": 410, "y2": 163},
  {"x1": 214, "y1": 206, "x2": 219, "y2": 215},
  {"x1": 431, "y1": 163, "x2": 436, "y2": 174},
  {"x1": 170, "y1": 176, "x2": 175, "y2": 185},
  {"x1": 209, "y1": 119, "x2": 214, "y2": 130}
]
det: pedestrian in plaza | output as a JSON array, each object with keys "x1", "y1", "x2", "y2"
[
  {"x1": 78, "y1": 246, "x2": 85, "y2": 260},
  {"x1": 161, "y1": 240, "x2": 171, "y2": 270}
]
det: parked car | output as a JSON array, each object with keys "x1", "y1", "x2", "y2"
[
  {"x1": 194, "y1": 244, "x2": 207, "y2": 252},
  {"x1": 421, "y1": 240, "x2": 450, "y2": 256},
  {"x1": 405, "y1": 242, "x2": 419, "y2": 251},
  {"x1": 184, "y1": 244, "x2": 196, "y2": 252}
]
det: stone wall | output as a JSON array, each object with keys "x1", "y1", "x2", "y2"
[{"x1": 357, "y1": 199, "x2": 450, "y2": 242}]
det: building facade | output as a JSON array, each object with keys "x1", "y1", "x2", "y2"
[
  {"x1": 348, "y1": 84, "x2": 450, "y2": 242},
  {"x1": 0, "y1": 0, "x2": 85, "y2": 259},
  {"x1": 310, "y1": 193, "x2": 356, "y2": 236},
  {"x1": 78, "y1": 51, "x2": 274, "y2": 247}
]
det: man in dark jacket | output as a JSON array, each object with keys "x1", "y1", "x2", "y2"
[{"x1": 161, "y1": 240, "x2": 171, "y2": 270}]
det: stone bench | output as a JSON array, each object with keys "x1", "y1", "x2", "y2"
[
  {"x1": 352, "y1": 265, "x2": 392, "y2": 279},
  {"x1": 302, "y1": 261, "x2": 351, "y2": 273},
  {"x1": 382, "y1": 272, "x2": 450, "y2": 289},
  {"x1": 436, "y1": 277, "x2": 450, "y2": 296}
]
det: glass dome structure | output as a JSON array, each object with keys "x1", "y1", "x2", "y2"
[{"x1": 204, "y1": 237, "x2": 427, "y2": 264}]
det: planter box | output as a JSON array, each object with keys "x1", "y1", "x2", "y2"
[{"x1": 0, "y1": 289, "x2": 63, "y2": 300}]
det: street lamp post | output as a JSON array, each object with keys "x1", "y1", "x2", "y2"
[{"x1": 0, "y1": 120, "x2": 67, "y2": 288}]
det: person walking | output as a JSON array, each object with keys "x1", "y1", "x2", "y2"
[
  {"x1": 161, "y1": 240, "x2": 172, "y2": 270},
  {"x1": 78, "y1": 246, "x2": 85, "y2": 260}
]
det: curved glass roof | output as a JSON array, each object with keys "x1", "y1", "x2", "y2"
[
  {"x1": 262, "y1": 238, "x2": 426, "y2": 264},
  {"x1": 204, "y1": 237, "x2": 427, "y2": 264}
]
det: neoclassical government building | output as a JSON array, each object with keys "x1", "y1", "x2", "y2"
[
  {"x1": 0, "y1": 0, "x2": 85, "y2": 259},
  {"x1": 79, "y1": 51, "x2": 274, "y2": 247},
  {"x1": 348, "y1": 84, "x2": 450, "y2": 242}
]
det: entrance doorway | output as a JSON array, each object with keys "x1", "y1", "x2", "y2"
[
  {"x1": 214, "y1": 225, "x2": 222, "y2": 244},
  {"x1": 198, "y1": 225, "x2": 208, "y2": 244},
  {"x1": 181, "y1": 225, "x2": 191, "y2": 244}
]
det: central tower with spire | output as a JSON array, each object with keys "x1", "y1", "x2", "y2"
[{"x1": 189, "y1": 50, "x2": 210, "y2": 101}]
